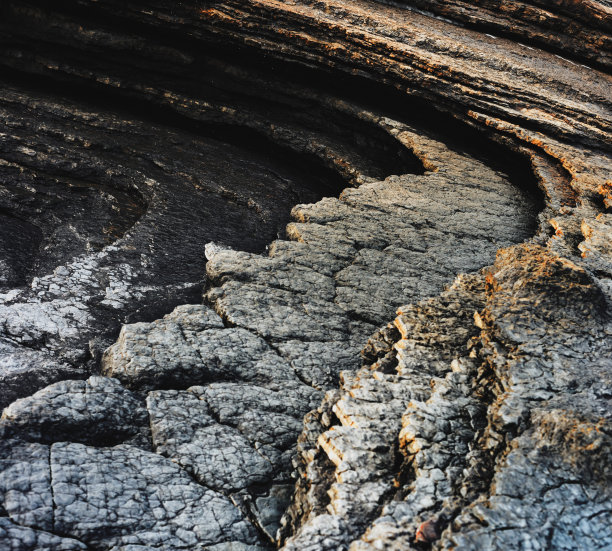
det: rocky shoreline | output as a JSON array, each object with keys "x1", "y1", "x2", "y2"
[{"x1": 0, "y1": 1, "x2": 610, "y2": 550}]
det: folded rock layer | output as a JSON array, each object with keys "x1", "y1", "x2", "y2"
[{"x1": 0, "y1": 1, "x2": 610, "y2": 550}]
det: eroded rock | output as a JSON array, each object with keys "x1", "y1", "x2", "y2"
[
  {"x1": 0, "y1": 376, "x2": 149, "y2": 447},
  {"x1": 283, "y1": 245, "x2": 612, "y2": 550},
  {"x1": 0, "y1": 1, "x2": 610, "y2": 550},
  {"x1": 0, "y1": 439, "x2": 260, "y2": 549}
]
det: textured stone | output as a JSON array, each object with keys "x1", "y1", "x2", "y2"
[
  {"x1": 283, "y1": 245, "x2": 612, "y2": 550},
  {"x1": 96, "y1": 122, "x2": 538, "y2": 545},
  {"x1": 0, "y1": 517, "x2": 87, "y2": 551},
  {"x1": 282, "y1": 272, "x2": 488, "y2": 549},
  {"x1": 0, "y1": 376, "x2": 149, "y2": 447},
  {"x1": 389, "y1": 0, "x2": 612, "y2": 69},
  {"x1": 0, "y1": 338, "x2": 81, "y2": 412},
  {"x1": 0, "y1": 439, "x2": 259, "y2": 549},
  {"x1": 146, "y1": 388, "x2": 276, "y2": 492},
  {"x1": 0, "y1": 1, "x2": 610, "y2": 550},
  {"x1": 0, "y1": 72, "x2": 394, "y2": 403}
]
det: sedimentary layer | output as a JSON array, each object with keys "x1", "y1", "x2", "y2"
[
  {"x1": 0, "y1": 37, "x2": 422, "y2": 407},
  {"x1": 0, "y1": 1, "x2": 610, "y2": 550},
  {"x1": 379, "y1": 0, "x2": 612, "y2": 70}
]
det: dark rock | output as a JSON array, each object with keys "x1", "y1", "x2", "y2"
[{"x1": 0, "y1": 1, "x2": 610, "y2": 550}]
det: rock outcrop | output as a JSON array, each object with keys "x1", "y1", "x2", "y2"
[
  {"x1": 387, "y1": 0, "x2": 612, "y2": 70},
  {"x1": 0, "y1": 76, "x2": 409, "y2": 408},
  {"x1": 282, "y1": 244, "x2": 612, "y2": 549},
  {"x1": 0, "y1": 1, "x2": 610, "y2": 550}
]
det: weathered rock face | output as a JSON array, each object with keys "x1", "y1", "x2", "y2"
[
  {"x1": 0, "y1": 10, "x2": 425, "y2": 407},
  {"x1": 0, "y1": 86, "x2": 346, "y2": 407},
  {"x1": 385, "y1": 0, "x2": 612, "y2": 70},
  {"x1": 0, "y1": 438, "x2": 262, "y2": 550},
  {"x1": 282, "y1": 244, "x2": 612, "y2": 550},
  {"x1": 0, "y1": 1, "x2": 610, "y2": 550}
]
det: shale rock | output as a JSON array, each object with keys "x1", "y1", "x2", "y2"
[
  {"x1": 283, "y1": 244, "x2": 612, "y2": 550},
  {"x1": 0, "y1": 1, "x2": 610, "y2": 550},
  {"x1": 0, "y1": 340, "x2": 80, "y2": 415},
  {"x1": 0, "y1": 80, "x2": 370, "y2": 406},
  {"x1": 96, "y1": 123, "x2": 538, "y2": 545},
  {"x1": 0, "y1": 439, "x2": 261, "y2": 550},
  {"x1": 389, "y1": 0, "x2": 612, "y2": 69},
  {"x1": 439, "y1": 244, "x2": 612, "y2": 549},
  {"x1": 281, "y1": 272, "x2": 488, "y2": 549}
]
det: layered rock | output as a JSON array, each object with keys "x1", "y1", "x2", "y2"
[
  {"x1": 283, "y1": 244, "x2": 612, "y2": 549},
  {"x1": 0, "y1": 1, "x2": 610, "y2": 550},
  {"x1": 0, "y1": 117, "x2": 540, "y2": 546},
  {"x1": 0, "y1": 46, "x2": 419, "y2": 407},
  {"x1": 385, "y1": 0, "x2": 612, "y2": 69},
  {"x1": 282, "y1": 271, "x2": 488, "y2": 549}
]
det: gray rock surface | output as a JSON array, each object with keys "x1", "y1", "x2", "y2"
[
  {"x1": 0, "y1": 376, "x2": 149, "y2": 447},
  {"x1": 0, "y1": 339, "x2": 81, "y2": 415},
  {"x1": 281, "y1": 272, "x2": 488, "y2": 549},
  {"x1": 282, "y1": 244, "x2": 612, "y2": 550},
  {"x1": 439, "y1": 245, "x2": 612, "y2": 550},
  {"x1": 0, "y1": 517, "x2": 87, "y2": 551},
  {"x1": 0, "y1": 1, "x2": 610, "y2": 549},
  {"x1": 0, "y1": 439, "x2": 260, "y2": 549},
  {"x1": 0, "y1": 117, "x2": 540, "y2": 549},
  {"x1": 97, "y1": 124, "x2": 537, "y2": 545},
  {"x1": 0, "y1": 75, "x2": 397, "y2": 407},
  {"x1": 147, "y1": 387, "x2": 277, "y2": 492}
]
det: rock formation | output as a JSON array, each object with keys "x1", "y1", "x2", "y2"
[{"x1": 0, "y1": 1, "x2": 610, "y2": 550}]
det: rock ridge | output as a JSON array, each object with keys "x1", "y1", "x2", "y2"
[{"x1": 0, "y1": 1, "x2": 610, "y2": 550}]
